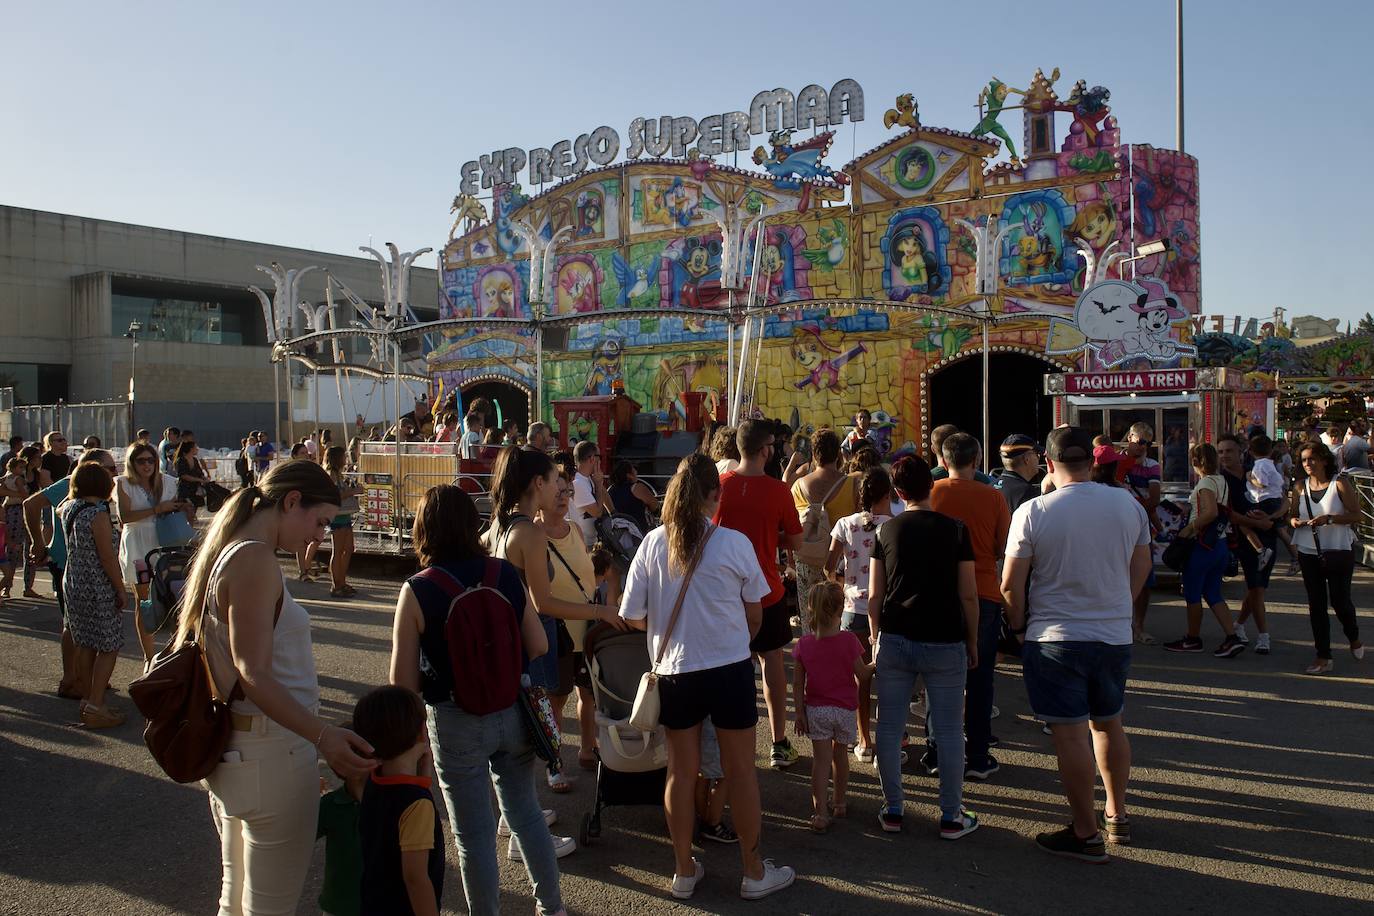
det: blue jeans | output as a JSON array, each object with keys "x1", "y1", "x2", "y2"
[
  {"x1": 1182, "y1": 538, "x2": 1229, "y2": 606},
  {"x1": 875, "y1": 633, "x2": 966, "y2": 821},
  {"x1": 963, "y1": 600, "x2": 1002, "y2": 766},
  {"x1": 525, "y1": 615, "x2": 560, "y2": 690},
  {"x1": 427, "y1": 701, "x2": 563, "y2": 916}
]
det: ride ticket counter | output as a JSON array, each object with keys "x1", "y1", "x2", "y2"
[{"x1": 1046, "y1": 367, "x2": 1250, "y2": 489}]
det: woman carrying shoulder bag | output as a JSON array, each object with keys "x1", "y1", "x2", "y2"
[
  {"x1": 619, "y1": 452, "x2": 796, "y2": 902},
  {"x1": 1291, "y1": 441, "x2": 1364, "y2": 674},
  {"x1": 488, "y1": 445, "x2": 625, "y2": 796},
  {"x1": 178, "y1": 459, "x2": 374, "y2": 916},
  {"x1": 390, "y1": 485, "x2": 566, "y2": 916}
]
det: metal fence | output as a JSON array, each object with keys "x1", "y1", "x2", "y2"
[
  {"x1": 1350, "y1": 472, "x2": 1374, "y2": 545},
  {"x1": 13, "y1": 400, "x2": 129, "y2": 448}
]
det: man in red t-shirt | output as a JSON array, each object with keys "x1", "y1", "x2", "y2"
[{"x1": 713, "y1": 419, "x2": 804, "y2": 768}]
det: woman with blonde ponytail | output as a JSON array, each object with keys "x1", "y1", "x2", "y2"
[
  {"x1": 181, "y1": 459, "x2": 376, "y2": 916},
  {"x1": 619, "y1": 452, "x2": 796, "y2": 902}
]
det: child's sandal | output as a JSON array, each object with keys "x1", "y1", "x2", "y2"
[
  {"x1": 809, "y1": 815, "x2": 830, "y2": 833},
  {"x1": 831, "y1": 803, "x2": 847, "y2": 819}
]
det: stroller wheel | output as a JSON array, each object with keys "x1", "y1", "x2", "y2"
[{"x1": 579, "y1": 812, "x2": 594, "y2": 847}]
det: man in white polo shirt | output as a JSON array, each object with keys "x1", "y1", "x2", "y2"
[{"x1": 1001, "y1": 426, "x2": 1152, "y2": 864}]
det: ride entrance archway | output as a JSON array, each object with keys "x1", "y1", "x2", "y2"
[
  {"x1": 927, "y1": 352, "x2": 1061, "y2": 456},
  {"x1": 460, "y1": 379, "x2": 531, "y2": 439}
]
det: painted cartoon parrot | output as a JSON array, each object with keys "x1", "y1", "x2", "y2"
[{"x1": 611, "y1": 252, "x2": 657, "y2": 306}]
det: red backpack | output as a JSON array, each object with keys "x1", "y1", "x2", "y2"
[{"x1": 416, "y1": 560, "x2": 523, "y2": 716}]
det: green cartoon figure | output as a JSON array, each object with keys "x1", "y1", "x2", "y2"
[{"x1": 973, "y1": 79, "x2": 1025, "y2": 165}]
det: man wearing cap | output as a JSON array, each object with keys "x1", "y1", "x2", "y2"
[
  {"x1": 992, "y1": 434, "x2": 1044, "y2": 513},
  {"x1": 1001, "y1": 426, "x2": 1151, "y2": 862}
]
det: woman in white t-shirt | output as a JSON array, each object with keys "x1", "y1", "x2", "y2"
[
  {"x1": 824, "y1": 467, "x2": 892, "y2": 761},
  {"x1": 619, "y1": 452, "x2": 795, "y2": 902},
  {"x1": 1290, "y1": 441, "x2": 1363, "y2": 674}
]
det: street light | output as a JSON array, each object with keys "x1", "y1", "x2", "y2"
[
  {"x1": 124, "y1": 320, "x2": 142, "y2": 440},
  {"x1": 1121, "y1": 238, "x2": 1172, "y2": 278}
]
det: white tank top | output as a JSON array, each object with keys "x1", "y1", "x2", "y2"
[
  {"x1": 203, "y1": 540, "x2": 320, "y2": 715},
  {"x1": 1294, "y1": 481, "x2": 1355, "y2": 554}
]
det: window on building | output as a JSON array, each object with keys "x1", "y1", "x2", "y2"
[
  {"x1": 111, "y1": 279, "x2": 268, "y2": 346},
  {"x1": 0, "y1": 362, "x2": 70, "y2": 405}
]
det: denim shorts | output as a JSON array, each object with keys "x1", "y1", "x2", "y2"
[
  {"x1": 658, "y1": 658, "x2": 758, "y2": 731},
  {"x1": 1022, "y1": 640, "x2": 1131, "y2": 724}
]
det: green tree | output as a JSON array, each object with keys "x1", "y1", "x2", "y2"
[{"x1": 1357, "y1": 312, "x2": 1374, "y2": 335}]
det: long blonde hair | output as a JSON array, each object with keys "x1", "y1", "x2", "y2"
[
  {"x1": 663, "y1": 452, "x2": 719, "y2": 574},
  {"x1": 174, "y1": 460, "x2": 340, "y2": 646}
]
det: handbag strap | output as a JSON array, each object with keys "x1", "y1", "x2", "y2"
[
  {"x1": 1303, "y1": 483, "x2": 1324, "y2": 557},
  {"x1": 546, "y1": 535, "x2": 592, "y2": 602},
  {"x1": 652, "y1": 523, "x2": 717, "y2": 672}
]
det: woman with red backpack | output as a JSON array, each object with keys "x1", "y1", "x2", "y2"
[{"x1": 390, "y1": 484, "x2": 567, "y2": 916}]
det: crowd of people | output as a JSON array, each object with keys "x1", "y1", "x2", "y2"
[{"x1": 2, "y1": 402, "x2": 1368, "y2": 913}]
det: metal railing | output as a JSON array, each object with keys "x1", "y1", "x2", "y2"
[{"x1": 1350, "y1": 472, "x2": 1374, "y2": 545}]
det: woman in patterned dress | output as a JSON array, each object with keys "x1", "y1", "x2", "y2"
[{"x1": 61, "y1": 462, "x2": 127, "y2": 729}]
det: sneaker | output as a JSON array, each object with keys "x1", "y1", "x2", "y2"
[
  {"x1": 698, "y1": 820, "x2": 739, "y2": 844},
  {"x1": 878, "y1": 803, "x2": 903, "y2": 833},
  {"x1": 1255, "y1": 633, "x2": 1271, "y2": 655},
  {"x1": 508, "y1": 834, "x2": 576, "y2": 862},
  {"x1": 964, "y1": 757, "x2": 1000, "y2": 780},
  {"x1": 497, "y1": 808, "x2": 557, "y2": 837},
  {"x1": 1163, "y1": 637, "x2": 1204, "y2": 653},
  {"x1": 1213, "y1": 635, "x2": 1246, "y2": 659},
  {"x1": 1233, "y1": 624, "x2": 1250, "y2": 644},
  {"x1": 770, "y1": 740, "x2": 799, "y2": 769},
  {"x1": 1354, "y1": 642, "x2": 1366, "y2": 661},
  {"x1": 740, "y1": 859, "x2": 796, "y2": 900},
  {"x1": 1097, "y1": 811, "x2": 1132, "y2": 845},
  {"x1": 1037, "y1": 720, "x2": 1052, "y2": 736},
  {"x1": 853, "y1": 744, "x2": 875, "y2": 763},
  {"x1": 987, "y1": 734, "x2": 1001, "y2": 748},
  {"x1": 1035, "y1": 825, "x2": 1108, "y2": 863},
  {"x1": 918, "y1": 749, "x2": 939, "y2": 775},
  {"x1": 990, "y1": 704, "x2": 1001, "y2": 720},
  {"x1": 1256, "y1": 547, "x2": 1275, "y2": 570},
  {"x1": 940, "y1": 809, "x2": 979, "y2": 840},
  {"x1": 1305, "y1": 658, "x2": 1334, "y2": 675},
  {"x1": 671, "y1": 858, "x2": 705, "y2": 900}
]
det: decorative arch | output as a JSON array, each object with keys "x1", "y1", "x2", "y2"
[
  {"x1": 916, "y1": 343, "x2": 1074, "y2": 449},
  {"x1": 455, "y1": 371, "x2": 535, "y2": 426}
]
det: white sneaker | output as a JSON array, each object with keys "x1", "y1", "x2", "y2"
[
  {"x1": 1234, "y1": 625, "x2": 1250, "y2": 645},
  {"x1": 990, "y1": 705, "x2": 1001, "y2": 720},
  {"x1": 497, "y1": 808, "x2": 557, "y2": 837},
  {"x1": 1255, "y1": 633, "x2": 1271, "y2": 655},
  {"x1": 740, "y1": 859, "x2": 796, "y2": 900},
  {"x1": 1256, "y1": 547, "x2": 1275, "y2": 570},
  {"x1": 671, "y1": 858, "x2": 705, "y2": 900},
  {"x1": 508, "y1": 834, "x2": 576, "y2": 862}
]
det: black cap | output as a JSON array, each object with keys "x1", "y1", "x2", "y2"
[
  {"x1": 1046, "y1": 426, "x2": 1094, "y2": 464},
  {"x1": 1000, "y1": 433, "x2": 1039, "y2": 456}
]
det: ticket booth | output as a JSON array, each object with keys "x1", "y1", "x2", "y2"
[
  {"x1": 552, "y1": 393, "x2": 642, "y2": 473},
  {"x1": 1046, "y1": 367, "x2": 1255, "y2": 494}
]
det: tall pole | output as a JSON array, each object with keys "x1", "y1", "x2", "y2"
[
  {"x1": 726, "y1": 290, "x2": 735, "y2": 424},
  {"x1": 1176, "y1": 0, "x2": 1185, "y2": 152},
  {"x1": 128, "y1": 333, "x2": 137, "y2": 444},
  {"x1": 273, "y1": 357, "x2": 282, "y2": 453},
  {"x1": 982, "y1": 321, "x2": 991, "y2": 474},
  {"x1": 535, "y1": 319, "x2": 545, "y2": 423}
]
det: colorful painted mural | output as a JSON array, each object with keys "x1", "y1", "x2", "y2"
[{"x1": 432, "y1": 70, "x2": 1203, "y2": 448}]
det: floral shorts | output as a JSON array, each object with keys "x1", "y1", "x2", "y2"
[{"x1": 805, "y1": 704, "x2": 857, "y2": 745}]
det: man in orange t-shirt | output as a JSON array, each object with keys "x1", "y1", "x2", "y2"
[
  {"x1": 713, "y1": 419, "x2": 804, "y2": 768},
  {"x1": 929, "y1": 432, "x2": 1010, "y2": 779}
]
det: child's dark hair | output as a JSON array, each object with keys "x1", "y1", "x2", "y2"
[
  {"x1": 590, "y1": 546, "x2": 613, "y2": 577},
  {"x1": 860, "y1": 467, "x2": 891, "y2": 512},
  {"x1": 1249, "y1": 433, "x2": 1273, "y2": 457},
  {"x1": 352, "y1": 686, "x2": 425, "y2": 761},
  {"x1": 805, "y1": 580, "x2": 844, "y2": 633}
]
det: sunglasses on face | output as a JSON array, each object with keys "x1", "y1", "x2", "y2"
[{"x1": 135, "y1": 457, "x2": 156, "y2": 465}]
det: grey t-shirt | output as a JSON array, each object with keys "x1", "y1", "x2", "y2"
[
  {"x1": 1005, "y1": 481, "x2": 1151, "y2": 645},
  {"x1": 1342, "y1": 435, "x2": 1370, "y2": 470}
]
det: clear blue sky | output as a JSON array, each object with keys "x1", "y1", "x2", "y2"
[{"x1": 6, "y1": 0, "x2": 1371, "y2": 324}]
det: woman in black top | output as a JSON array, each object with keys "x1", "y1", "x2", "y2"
[
  {"x1": 867, "y1": 455, "x2": 980, "y2": 839},
  {"x1": 389, "y1": 484, "x2": 565, "y2": 916},
  {"x1": 173, "y1": 440, "x2": 209, "y2": 523},
  {"x1": 607, "y1": 460, "x2": 658, "y2": 533}
]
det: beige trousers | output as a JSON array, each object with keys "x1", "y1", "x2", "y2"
[{"x1": 204, "y1": 715, "x2": 319, "y2": 916}]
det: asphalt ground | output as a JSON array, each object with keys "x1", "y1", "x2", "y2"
[{"x1": 2, "y1": 556, "x2": 1372, "y2": 916}]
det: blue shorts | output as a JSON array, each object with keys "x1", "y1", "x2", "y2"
[{"x1": 1022, "y1": 640, "x2": 1131, "y2": 724}]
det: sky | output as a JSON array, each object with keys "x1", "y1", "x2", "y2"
[{"x1": 5, "y1": 0, "x2": 1372, "y2": 324}]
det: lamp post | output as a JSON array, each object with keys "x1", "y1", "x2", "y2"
[
  {"x1": 1122, "y1": 237, "x2": 1171, "y2": 279},
  {"x1": 124, "y1": 320, "x2": 142, "y2": 442}
]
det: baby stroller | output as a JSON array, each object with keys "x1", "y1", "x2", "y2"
[
  {"x1": 594, "y1": 513, "x2": 646, "y2": 576},
  {"x1": 139, "y1": 545, "x2": 196, "y2": 636},
  {"x1": 577, "y1": 623, "x2": 668, "y2": 847}
]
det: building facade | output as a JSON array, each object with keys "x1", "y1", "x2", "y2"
[{"x1": 0, "y1": 206, "x2": 437, "y2": 447}]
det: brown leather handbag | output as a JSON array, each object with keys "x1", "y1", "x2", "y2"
[{"x1": 129, "y1": 639, "x2": 243, "y2": 784}]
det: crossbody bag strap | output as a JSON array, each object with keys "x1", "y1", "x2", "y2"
[
  {"x1": 1303, "y1": 484, "x2": 1324, "y2": 556},
  {"x1": 651, "y1": 523, "x2": 718, "y2": 672},
  {"x1": 546, "y1": 536, "x2": 592, "y2": 602}
]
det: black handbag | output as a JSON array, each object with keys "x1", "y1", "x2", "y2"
[{"x1": 1162, "y1": 536, "x2": 1194, "y2": 572}]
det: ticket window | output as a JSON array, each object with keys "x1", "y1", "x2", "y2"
[{"x1": 1069, "y1": 402, "x2": 1194, "y2": 485}]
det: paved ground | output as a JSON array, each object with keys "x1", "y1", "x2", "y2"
[{"x1": 2, "y1": 556, "x2": 1372, "y2": 916}]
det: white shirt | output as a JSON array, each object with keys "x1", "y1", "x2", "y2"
[
  {"x1": 1006, "y1": 481, "x2": 1150, "y2": 645},
  {"x1": 1247, "y1": 457, "x2": 1284, "y2": 503},
  {"x1": 304, "y1": 437, "x2": 318, "y2": 459},
  {"x1": 830, "y1": 511, "x2": 891, "y2": 617},
  {"x1": 620, "y1": 523, "x2": 769, "y2": 675},
  {"x1": 1293, "y1": 479, "x2": 1356, "y2": 554},
  {"x1": 715, "y1": 458, "x2": 739, "y2": 477},
  {"x1": 460, "y1": 429, "x2": 483, "y2": 459},
  {"x1": 571, "y1": 472, "x2": 599, "y2": 547}
]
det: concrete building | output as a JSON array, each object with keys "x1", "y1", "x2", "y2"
[{"x1": 0, "y1": 205, "x2": 438, "y2": 447}]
